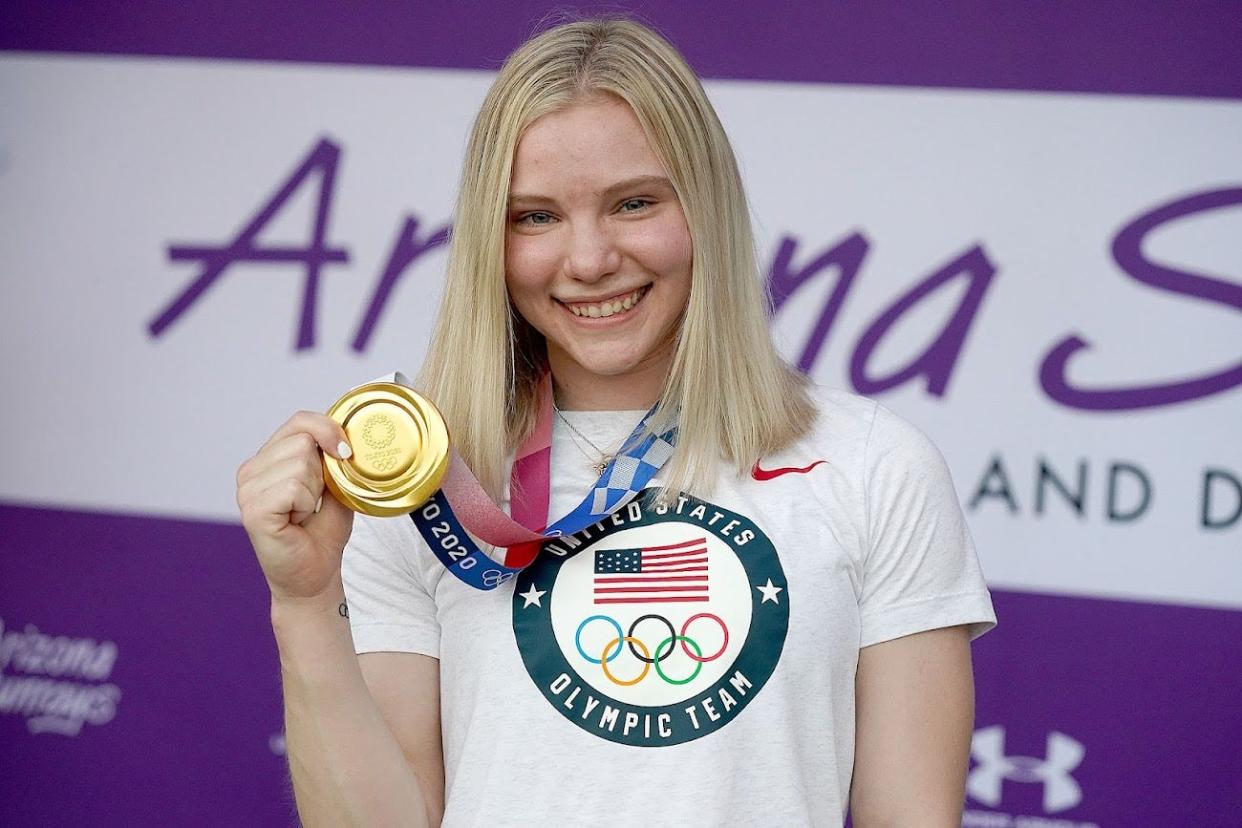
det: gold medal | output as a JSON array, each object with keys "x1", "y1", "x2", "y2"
[{"x1": 321, "y1": 381, "x2": 451, "y2": 517}]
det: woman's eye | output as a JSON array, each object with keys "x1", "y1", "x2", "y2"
[
  {"x1": 517, "y1": 211, "x2": 555, "y2": 225},
  {"x1": 619, "y1": 198, "x2": 652, "y2": 212}
]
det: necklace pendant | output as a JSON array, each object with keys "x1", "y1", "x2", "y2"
[{"x1": 593, "y1": 456, "x2": 612, "y2": 477}]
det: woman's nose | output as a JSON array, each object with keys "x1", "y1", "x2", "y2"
[{"x1": 565, "y1": 221, "x2": 622, "y2": 282}]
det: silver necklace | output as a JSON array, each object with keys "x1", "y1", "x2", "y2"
[{"x1": 554, "y1": 406, "x2": 617, "y2": 477}]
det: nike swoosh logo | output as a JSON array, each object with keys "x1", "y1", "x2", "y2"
[{"x1": 751, "y1": 459, "x2": 827, "y2": 481}]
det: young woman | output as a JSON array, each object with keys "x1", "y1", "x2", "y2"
[{"x1": 237, "y1": 17, "x2": 995, "y2": 826}]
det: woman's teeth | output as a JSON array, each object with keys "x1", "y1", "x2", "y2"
[{"x1": 567, "y1": 286, "x2": 648, "y2": 318}]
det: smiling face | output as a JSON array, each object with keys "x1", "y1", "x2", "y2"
[{"x1": 505, "y1": 93, "x2": 694, "y2": 410}]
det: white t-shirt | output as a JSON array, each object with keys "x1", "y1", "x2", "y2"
[{"x1": 342, "y1": 386, "x2": 996, "y2": 826}]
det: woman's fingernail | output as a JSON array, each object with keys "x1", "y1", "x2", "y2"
[
  {"x1": 337, "y1": 441, "x2": 352, "y2": 459},
  {"x1": 314, "y1": 496, "x2": 323, "y2": 514}
]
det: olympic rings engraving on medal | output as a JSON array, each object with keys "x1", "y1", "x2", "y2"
[
  {"x1": 652, "y1": 635, "x2": 703, "y2": 685},
  {"x1": 574, "y1": 613, "x2": 730, "y2": 685},
  {"x1": 575, "y1": 615, "x2": 624, "y2": 664},
  {"x1": 680, "y1": 612, "x2": 729, "y2": 662},
  {"x1": 626, "y1": 614, "x2": 677, "y2": 664},
  {"x1": 600, "y1": 636, "x2": 651, "y2": 686}
]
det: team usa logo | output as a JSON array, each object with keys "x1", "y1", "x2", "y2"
[{"x1": 512, "y1": 490, "x2": 788, "y2": 747}]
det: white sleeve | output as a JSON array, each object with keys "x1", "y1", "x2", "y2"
[
  {"x1": 858, "y1": 402, "x2": 996, "y2": 648},
  {"x1": 340, "y1": 513, "x2": 441, "y2": 658}
]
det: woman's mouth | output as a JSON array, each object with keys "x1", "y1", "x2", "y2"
[{"x1": 561, "y1": 285, "x2": 650, "y2": 319}]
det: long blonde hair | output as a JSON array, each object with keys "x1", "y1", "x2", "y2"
[{"x1": 419, "y1": 16, "x2": 813, "y2": 500}]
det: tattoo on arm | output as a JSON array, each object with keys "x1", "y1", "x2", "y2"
[{"x1": 338, "y1": 600, "x2": 349, "y2": 619}]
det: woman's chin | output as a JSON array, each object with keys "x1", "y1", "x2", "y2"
[
  {"x1": 552, "y1": 347, "x2": 651, "y2": 381},
  {"x1": 546, "y1": 333, "x2": 677, "y2": 393},
  {"x1": 571, "y1": 358, "x2": 644, "y2": 380}
]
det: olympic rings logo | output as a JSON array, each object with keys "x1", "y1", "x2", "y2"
[
  {"x1": 574, "y1": 613, "x2": 730, "y2": 686},
  {"x1": 482, "y1": 569, "x2": 513, "y2": 588}
]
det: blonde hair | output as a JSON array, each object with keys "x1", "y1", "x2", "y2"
[{"x1": 419, "y1": 16, "x2": 814, "y2": 500}]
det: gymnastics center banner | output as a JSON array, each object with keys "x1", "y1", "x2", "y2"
[{"x1": 1, "y1": 5, "x2": 1239, "y2": 826}]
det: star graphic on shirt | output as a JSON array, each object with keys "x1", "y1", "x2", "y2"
[
  {"x1": 519, "y1": 584, "x2": 547, "y2": 608},
  {"x1": 756, "y1": 578, "x2": 783, "y2": 605}
]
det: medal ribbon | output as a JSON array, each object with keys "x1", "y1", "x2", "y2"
[{"x1": 408, "y1": 374, "x2": 676, "y2": 591}]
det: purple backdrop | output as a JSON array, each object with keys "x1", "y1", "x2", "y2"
[{"x1": 4, "y1": 1, "x2": 1242, "y2": 98}]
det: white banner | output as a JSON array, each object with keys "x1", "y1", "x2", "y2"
[{"x1": 1, "y1": 54, "x2": 1238, "y2": 608}]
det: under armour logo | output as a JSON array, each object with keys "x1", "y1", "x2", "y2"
[{"x1": 968, "y1": 725, "x2": 1085, "y2": 813}]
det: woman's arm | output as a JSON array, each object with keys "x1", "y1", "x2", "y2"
[
  {"x1": 358, "y1": 651, "x2": 446, "y2": 822},
  {"x1": 237, "y1": 410, "x2": 442, "y2": 825},
  {"x1": 274, "y1": 589, "x2": 442, "y2": 826},
  {"x1": 849, "y1": 624, "x2": 975, "y2": 827}
]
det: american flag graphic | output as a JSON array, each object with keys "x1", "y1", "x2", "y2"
[{"x1": 593, "y1": 537, "x2": 709, "y2": 604}]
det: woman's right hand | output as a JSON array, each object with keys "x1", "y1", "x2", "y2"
[{"x1": 236, "y1": 411, "x2": 356, "y2": 603}]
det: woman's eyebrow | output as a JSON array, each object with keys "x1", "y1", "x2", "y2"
[
  {"x1": 598, "y1": 174, "x2": 673, "y2": 199},
  {"x1": 508, "y1": 174, "x2": 673, "y2": 205}
]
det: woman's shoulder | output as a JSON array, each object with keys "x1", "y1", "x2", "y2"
[
  {"x1": 797, "y1": 383, "x2": 948, "y2": 470},
  {"x1": 803, "y1": 383, "x2": 879, "y2": 417},
  {"x1": 799, "y1": 383, "x2": 881, "y2": 446}
]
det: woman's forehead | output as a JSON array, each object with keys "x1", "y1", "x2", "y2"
[{"x1": 510, "y1": 96, "x2": 667, "y2": 196}]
